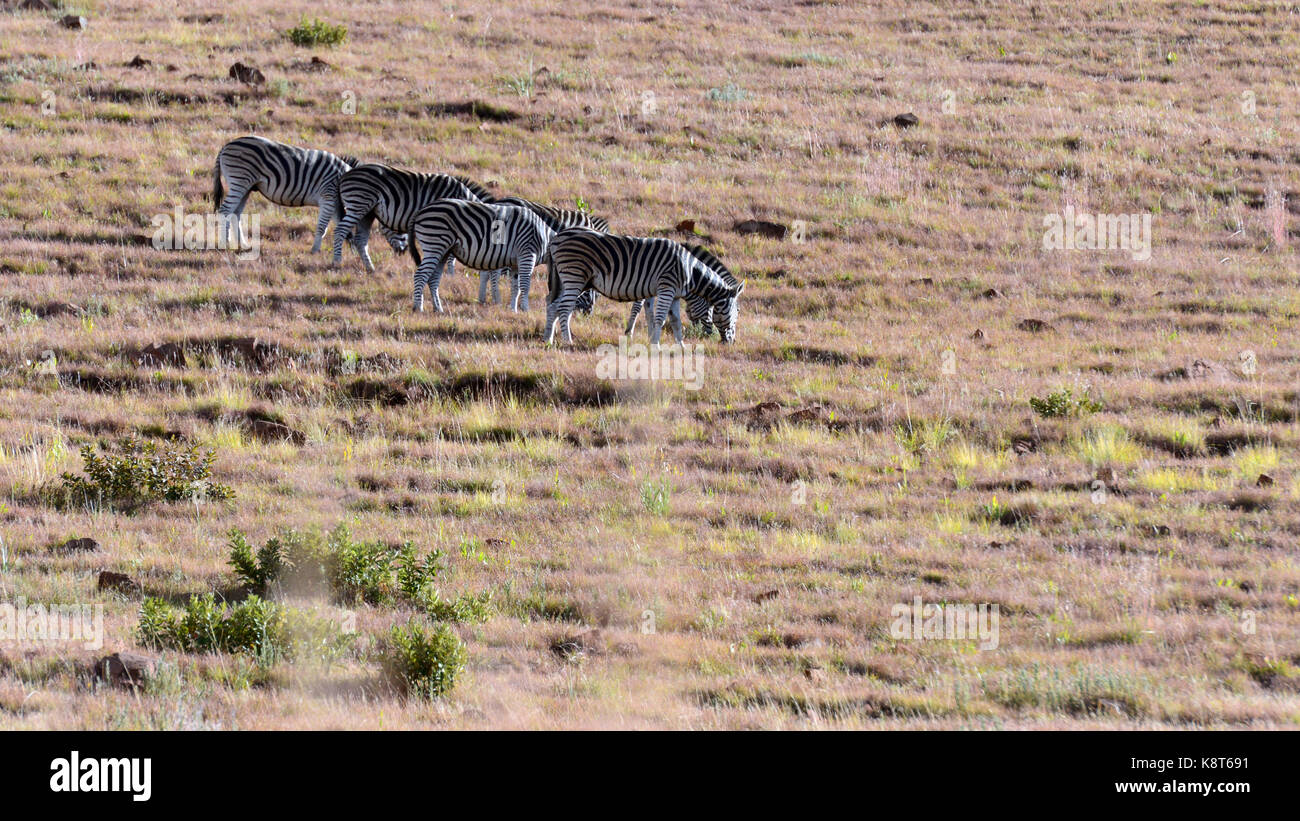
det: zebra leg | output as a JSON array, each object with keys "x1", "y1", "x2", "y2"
[
  {"x1": 312, "y1": 198, "x2": 333, "y2": 253},
  {"x1": 514, "y1": 252, "x2": 537, "y2": 312},
  {"x1": 478, "y1": 269, "x2": 491, "y2": 305},
  {"x1": 625, "y1": 299, "x2": 645, "y2": 336},
  {"x1": 426, "y1": 252, "x2": 452, "y2": 312},
  {"x1": 492, "y1": 270, "x2": 502, "y2": 304},
  {"x1": 413, "y1": 253, "x2": 440, "y2": 312},
  {"x1": 217, "y1": 183, "x2": 248, "y2": 248},
  {"x1": 545, "y1": 285, "x2": 579, "y2": 345},
  {"x1": 670, "y1": 297, "x2": 684, "y2": 345},
  {"x1": 353, "y1": 214, "x2": 376, "y2": 273},
  {"x1": 649, "y1": 293, "x2": 673, "y2": 348},
  {"x1": 332, "y1": 208, "x2": 357, "y2": 265}
]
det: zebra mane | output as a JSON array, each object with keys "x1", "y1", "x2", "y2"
[
  {"x1": 339, "y1": 155, "x2": 361, "y2": 169},
  {"x1": 455, "y1": 176, "x2": 496, "y2": 203},
  {"x1": 685, "y1": 244, "x2": 738, "y2": 286}
]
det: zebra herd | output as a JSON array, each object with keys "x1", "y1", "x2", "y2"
[{"x1": 211, "y1": 135, "x2": 745, "y2": 345}]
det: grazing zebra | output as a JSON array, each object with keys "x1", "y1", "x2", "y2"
[
  {"x1": 408, "y1": 201, "x2": 553, "y2": 312},
  {"x1": 212, "y1": 136, "x2": 363, "y2": 252},
  {"x1": 545, "y1": 229, "x2": 744, "y2": 346},
  {"x1": 332, "y1": 163, "x2": 494, "y2": 272},
  {"x1": 476, "y1": 196, "x2": 610, "y2": 308},
  {"x1": 624, "y1": 245, "x2": 730, "y2": 338}
]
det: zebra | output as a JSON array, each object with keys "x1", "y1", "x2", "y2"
[
  {"x1": 545, "y1": 229, "x2": 744, "y2": 346},
  {"x1": 623, "y1": 244, "x2": 731, "y2": 338},
  {"x1": 475, "y1": 196, "x2": 610, "y2": 307},
  {"x1": 212, "y1": 135, "x2": 368, "y2": 253},
  {"x1": 332, "y1": 163, "x2": 494, "y2": 272},
  {"x1": 408, "y1": 200, "x2": 554, "y2": 313}
]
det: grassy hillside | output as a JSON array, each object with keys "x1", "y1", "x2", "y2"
[{"x1": 0, "y1": 0, "x2": 1297, "y2": 728}]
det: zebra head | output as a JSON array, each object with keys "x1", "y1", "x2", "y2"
[
  {"x1": 711, "y1": 281, "x2": 744, "y2": 344},
  {"x1": 575, "y1": 288, "x2": 598, "y2": 316},
  {"x1": 381, "y1": 227, "x2": 409, "y2": 254}
]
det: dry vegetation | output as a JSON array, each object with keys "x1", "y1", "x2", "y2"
[{"x1": 1, "y1": 0, "x2": 1298, "y2": 729}]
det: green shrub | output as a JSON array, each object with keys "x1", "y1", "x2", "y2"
[
  {"x1": 382, "y1": 619, "x2": 467, "y2": 699},
  {"x1": 226, "y1": 525, "x2": 453, "y2": 609},
  {"x1": 137, "y1": 594, "x2": 349, "y2": 662},
  {"x1": 1029, "y1": 387, "x2": 1103, "y2": 418},
  {"x1": 51, "y1": 437, "x2": 233, "y2": 512},
  {"x1": 423, "y1": 590, "x2": 494, "y2": 624},
  {"x1": 641, "y1": 478, "x2": 672, "y2": 515},
  {"x1": 286, "y1": 17, "x2": 347, "y2": 47}
]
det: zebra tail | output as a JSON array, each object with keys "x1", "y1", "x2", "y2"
[{"x1": 211, "y1": 158, "x2": 224, "y2": 210}]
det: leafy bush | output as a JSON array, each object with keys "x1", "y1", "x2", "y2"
[
  {"x1": 286, "y1": 17, "x2": 347, "y2": 47},
  {"x1": 424, "y1": 590, "x2": 494, "y2": 624},
  {"x1": 137, "y1": 594, "x2": 349, "y2": 662},
  {"x1": 1029, "y1": 387, "x2": 1103, "y2": 418},
  {"x1": 51, "y1": 437, "x2": 232, "y2": 512},
  {"x1": 227, "y1": 525, "x2": 480, "y2": 617},
  {"x1": 381, "y1": 619, "x2": 467, "y2": 699}
]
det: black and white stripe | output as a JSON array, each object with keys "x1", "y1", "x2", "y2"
[
  {"x1": 545, "y1": 229, "x2": 744, "y2": 345},
  {"x1": 333, "y1": 163, "x2": 494, "y2": 272},
  {"x1": 409, "y1": 201, "x2": 553, "y2": 312},
  {"x1": 476, "y1": 196, "x2": 610, "y2": 308},
  {"x1": 212, "y1": 136, "x2": 358, "y2": 252},
  {"x1": 624, "y1": 245, "x2": 730, "y2": 338}
]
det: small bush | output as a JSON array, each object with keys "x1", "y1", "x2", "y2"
[
  {"x1": 286, "y1": 17, "x2": 348, "y2": 47},
  {"x1": 1029, "y1": 387, "x2": 1103, "y2": 418},
  {"x1": 382, "y1": 619, "x2": 467, "y2": 699},
  {"x1": 137, "y1": 594, "x2": 349, "y2": 662},
  {"x1": 226, "y1": 525, "x2": 468, "y2": 612},
  {"x1": 50, "y1": 437, "x2": 233, "y2": 512}
]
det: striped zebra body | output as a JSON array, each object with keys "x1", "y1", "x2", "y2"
[
  {"x1": 409, "y1": 201, "x2": 552, "y2": 312},
  {"x1": 477, "y1": 196, "x2": 609, "y2": 309},
  {"x1": 624, "y1": 245, "x2": 730, "y2": 338},
  {"x1": 212, "y1": 136, "x2": 358, "y2": 253},
  {"x1": 545, "y1": 229, "x2": 744, "y2": 345},
  {"x1": 333, "y1": 163, "x2": 493, "y2": 272}
]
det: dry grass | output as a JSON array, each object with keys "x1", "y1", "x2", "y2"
[{"x1": 0, "y1": 0, "x2": 1298, "y2": 729}]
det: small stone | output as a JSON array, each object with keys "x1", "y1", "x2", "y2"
[
  {"x1": 126, "y1": 55, "x2": 152, "y2": 69},
  {"x1": 134, "y1": 341, "x2": 186, "y2": 368},
  {"x1": 1016, "y1": 318, "x2": 1054, "y2": 333},
  {"x1": 675, "y1": 219, "x2": 696, "y2": 233},
  {"x1": 1095, "y1": 466, "x2": 1117, "y2": 485},
  {"x1": 1256, "y1": 473, "x2": 1274, "y2": 487},
  {"x1": 893, "y1": 112, "x2": 919, "y2": 128},
  {"x1": 228, "y1": 61, "x2": 265, "y2": 86},
  {"x1": 53, "y1": 537, "x2": 100, "y2": 554},
  {"x1": 92, "y1": 652, "x2": 157, "y2": 691},
  {"x1": 752, "y1": 589, "x2": 779, "y2": 604},
  {"x1": 60, "y1": 14, "x2": 87, "y2": 29},
  {"x1": 972, "y1": 328, "x2": 986, "y2": 340},
  {"x1": 733, "y1": 219, "x2": 788, "y2": 240},
  {"x1": 98, "y1": 571, "x2": 141, "y2": 595}
]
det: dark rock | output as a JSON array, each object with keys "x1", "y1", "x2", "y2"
[
  {"x1": 126, "y1": 55, "x2": 152, "y2": 69},
  {"x1": 893, "y1": 112, "x2": 919, "y2": 128},
  {"x1": 228, "y1": 62, "x2": 265, "y2": 86},
  {"x1": 675, "y1": 219, "x2": 696, "y2": 233},
  {"x1": 52, "y1": 537, "x2": 100, "y2": 554},
  {"x1": 752, "y1": 589, "x2": 779, "y2": 604},
  {"x1": 18, "y1": 0, "x2": 53, "y2": 10},
  {"x1": 92, "y1": 652, "x2": 157, "y2": 690},
  {"x1": 1016, "y1": 318, "x2": 1054, "y2": 332},
  {"x1": 60, "y1": 14, "x2": 86, "y2": 29},
  {"x1": 551, "y1": 629, "x2": 606, "y2": 662},
  {"x1": 181, "y1": 13, "x2": 224, "y2": 23},
  {"x1": 733, "y1": 219, "x2": 788, "y2": 240},
  {"x1": 1256, "y1": 473, "x2": 1275, "y2": 487},
  {"x1": 134, "y1": 341, "x2": 187, "y2": 368},
  {"x1": 979, "y1": 288, "x2": 1004, "y2": 299},
  {"x1": 97, "y1": 571, "x2": 141, "y2": 595},
  {"x1": 972, "y1": 328, "x2": 986, "y2": 340}
]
